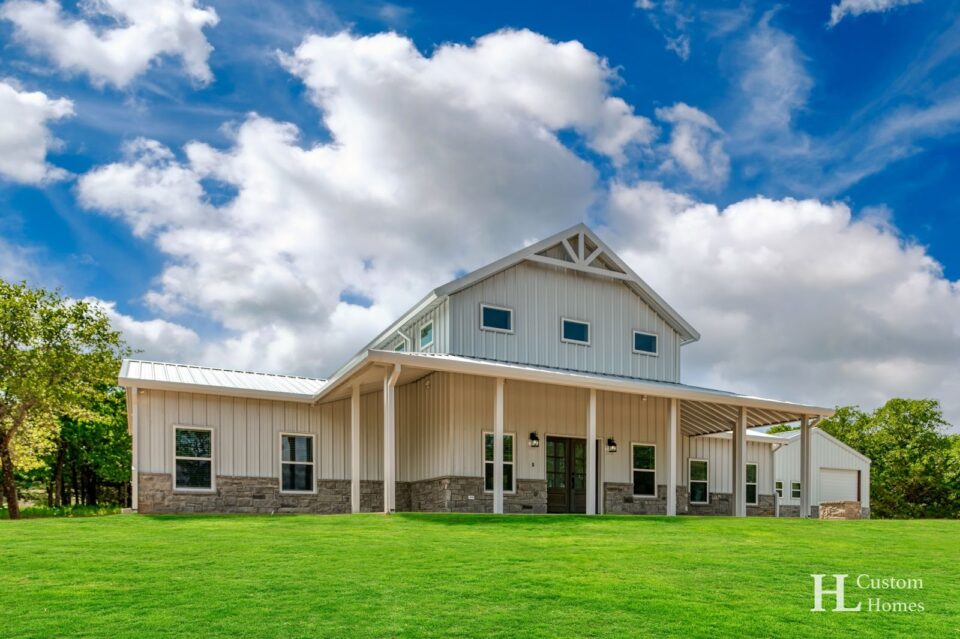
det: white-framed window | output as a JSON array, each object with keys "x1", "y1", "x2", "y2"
[
  {"x1": 561, "y1": 317, "x2": 590, "y2": 345},
  {"x1": 791, "y1": 481, "x2": 801, "y2": 499},
  {"x1": 394, "y1": 340, "x2": 406, "y2": 352},
  {"x1": 775, "y1": 480, "x2": 784, "y2": 498},
  {"x1": 419, "y1": 321, "x2": 434, "y2": 350},
  {"x1": 632, "y1": 443, "x2": 656, "y2": 497},
  {"x1": 174, "y1": 427, "x2": 214, "y2": 491},
  {"x1": 480, "y1": 303, "x2": 514, "y2": 333},
  {"x1": 482, "y1": 432, "x2": 515, "y2": 493},
  {"x1": 746, "y1": 463, "x2": 758, "y2": 506},
  {"x1": 689, "y1": 458, "x2": 708, "y2": 504},
  {"x1": 280, "y1": 433, "x2": 315, "y2": 493},
  {"x1": 632, "y1": 330, "x2": 658, "y2": 356}
]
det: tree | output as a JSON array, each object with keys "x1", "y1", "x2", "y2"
[
  {"x1": 766, "y1": 423, "x2": 799, "y2": 435},
  {"x1": 0, "y1": 280, "x2": 128, "y2": 519},
  {"x1": 819, "y1": 399, "x2": 960, "y2": 519}
]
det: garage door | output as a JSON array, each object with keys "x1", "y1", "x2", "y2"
[{"x1": 819, "y1": 468, "x2": 858, "y2": 502}]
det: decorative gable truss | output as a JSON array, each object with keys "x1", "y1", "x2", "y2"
[{"x1": 526, "y1": 229, "x2": 630, "y2": 281}]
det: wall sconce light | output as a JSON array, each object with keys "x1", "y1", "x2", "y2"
[
  {"x1": 606, "y1": 437, "x2": 618, "y2": 453},
  {"x1": 529, "y1": 431, "x2": 540, "y2": 448}
]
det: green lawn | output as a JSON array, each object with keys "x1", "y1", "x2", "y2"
[{"x1": 2, "y1": 514, "x2": 957, "y2": 638}]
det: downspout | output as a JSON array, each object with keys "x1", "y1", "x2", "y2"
[{"x1": 130, "y1": 387, "x2": 139, "y2": 512}]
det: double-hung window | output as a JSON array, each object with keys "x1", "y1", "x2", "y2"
[
  {"x1": 480, "y1": 304, "x2": 513, "y2": 333},
  {"x1": 791, "y1": 481, "x2": 801, "y2": 499},
  {"x1": 281, "y1": 434, "x2": 315, "y2": 493},
  {"x1": 175, "y1": 427, "x2": 213, "y2": 490},
  {"x1": 746, "y1": 463, "x2": 758, "y2": 505},
  {"x1": 775, "y1": 480, "x2": 784, "y2": 498},
  {"x1": 483, "y1": 432, "x2": 515, "y2": 493},
  {"x1": 632, "y1": 444, "x2": 656, "y2": 497},
  {"x1": 561, "y1": 318, "x2": 590, "y2": 345},
  {"x1": 689, "y1": 459, "x2": 709, "y2": 504}
]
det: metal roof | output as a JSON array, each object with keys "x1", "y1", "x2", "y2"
[{"x1": 118, "y1": 359, "x2": 327, "y2": 402}]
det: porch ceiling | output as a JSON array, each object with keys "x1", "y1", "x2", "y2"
[{"x1": 679, "y1": 399, "x2": 799, "y2": 436}]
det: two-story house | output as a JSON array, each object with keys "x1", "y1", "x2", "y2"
[{"x1": 119, "y1": 224, "x2": 835, "y2": 517}]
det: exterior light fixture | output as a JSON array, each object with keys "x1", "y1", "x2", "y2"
[
  {"x1": 529, "y1": 431, "x2": 540, "y2": 448},
  {"x1": 606, "y1": 437, "x2": 618, "y2": 453}
]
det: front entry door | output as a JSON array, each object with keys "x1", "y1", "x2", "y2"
[{"x1": 547, "y1": 437, "x2": 596, "y2": 513}]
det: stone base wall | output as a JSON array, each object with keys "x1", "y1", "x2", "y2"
[
  {"x1": 747, "y1": 494, "x2": 775, "y2": 517},
  {"x1": 818, "y1": 500, "x2": 863, "y2": 520},
  {"x1": 407, "y1": 477, "x2": 547, "y2": 513},
  {"x1": 778, "y1": 505, "x2": 800, "y2": 517},
  {"x1": 604, "y1": 483, "x2": 667, "y2": 514}
]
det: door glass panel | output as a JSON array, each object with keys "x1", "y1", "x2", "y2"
[{"x1": 573, "y1": 441, "x2": 585, "y2": 490}]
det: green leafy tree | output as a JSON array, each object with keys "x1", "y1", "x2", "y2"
[
  {"x1": 766, "y1": 423, "x2": 799, "y2": 435},
  {"x1": 819, "y1": 399, "x2": 959, "y2": 519},
  {"x1": 0, "y1": 280, "x2": 128, "y2": 519}
]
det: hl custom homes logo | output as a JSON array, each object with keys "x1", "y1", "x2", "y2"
[{"x1": 811, "y1": 574, "x2": 925, "y2": 613}]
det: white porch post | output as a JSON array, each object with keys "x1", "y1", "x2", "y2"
[
  {"x1": 383, "y1": 365, "x2": 401, "y2": 513},
  {"x1": 493, "y1": 377, "x2": 505, "y2": 515},
  {"x1": 351, "y1": 383, "x2": 361, "y2": 514},
  {"x1": 586, "y1": 388, "x2": 597, "y2": 515},
  {"x1": 130, "y1": 387, "x2": 139, "y2": 511},
  {"x1": 800, "y1": 414, "x2": 811, "y2": 518},
  {"x1": 732, "y1": 407, "x2": 747, "y2": 517},
  {"x1": 666, "y1": 398, "x2": 678, "y2": 516}
]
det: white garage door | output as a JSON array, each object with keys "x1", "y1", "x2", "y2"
[{"x1": 819, "y1": 468, "x2": 858, "y2": 503}]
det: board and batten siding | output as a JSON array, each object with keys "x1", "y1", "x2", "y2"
[
  {"x1": 135, "y1": 389, "x2": 384, "y2": 481},
  {"x1": 447, "y1": 262, "x2": 681, "y2": 382},
  {"x1": 683, "y1": 436, "x2": 774, "y2": 496},
  {"x1": 774, "y1": 430, "x2": 870, "y2": 507},
  {"x1": 376, "y1": 299, "x2": 449, "y2": 354}
]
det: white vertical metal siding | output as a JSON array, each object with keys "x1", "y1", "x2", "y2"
[
  {"x1": 135, "y1": 389, "x2": 384, "y2": 480},
  {"x1": 682, "y1": 436, "x2": 774, "y2": 495},
  {"x1": 375, "y1": 299, "x2": 449, "y2": 354},
  {"x1": 448, "y1": 261, "x2": 681, "y2": 382},
  {"x1": 772, "y1": 430, "x2": 870, "y2": 507}
]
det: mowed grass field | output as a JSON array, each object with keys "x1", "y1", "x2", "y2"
[{"x1": 2, "y1": 514, "x2": 958, "y2": 638}]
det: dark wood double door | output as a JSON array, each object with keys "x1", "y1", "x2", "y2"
[{"x1": 546, "y1": 436, "x2": 599, "y2": 514}]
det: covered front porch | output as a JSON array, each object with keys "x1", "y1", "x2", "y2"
[{"x1": 316, "y1": 350, "x2": 833, "y2": 517}]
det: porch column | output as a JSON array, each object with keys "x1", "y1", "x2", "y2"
[
  {"x1": 493, "y1": 377, "x2": 505, "y2": 515},
  {"x1": 586, "y1": 388, "x2": 597, "y2": 515},
  {"x1": 131, "y1": 387, "x2": 139, "y2": 511},
  {"x1": 351, "y1": 383, "x2": 361, "y2": 514},
  {"x1": 666, "y1": 398, "x2": 678, "y2": 516},
  {"x1": 800, "y1": 414, "x2": 811, "y2": 518},
  {"x1": 383, "y1": 365, "x2": 401, "y2": 513},
  {"x1": 732, "y1": 407, "x2": 747, "y2": 517}
]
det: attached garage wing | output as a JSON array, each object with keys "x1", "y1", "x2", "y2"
[{"x1": 819, "y1": 468, "x2": 859, "y2": 502}]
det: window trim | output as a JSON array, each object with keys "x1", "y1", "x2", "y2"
[
  {"x1": 632, "y1": 330, "x2": 659, "y2": 357},
  {"x1": 560, "y1": 317, "x2": 591, "y2": 346},
  {"x1": 419, "y1": 321, "x2": 434, "y2": 350},
  {"x1": 688, "y1": 458, "x2": 709, "y2": 505},
  {"x1": 479, "y1": 303, "x2": 514, "y2": 334},
  {"x1": 775, "y1": 480, "x2": 784, "y2": 499},
  {"x1": 791, "y1": 481, "x2": 801, "y2": 499},
  {"x1": 482, "y1": 431, "x2": 516, "y2": 494},
  {"x1": 746, "y1": 462, "x2": 758, "y2": 506},
  {"x1": 279, "y1": 432, "x2": 317, "y2": 494},
  {"x1": 631, "y1": 442, "x2": 657, "y2": 498},
  {"x1": 173, "y1": 426, "x2": 215, "y2": 493}
]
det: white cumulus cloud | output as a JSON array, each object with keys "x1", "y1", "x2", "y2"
[
  {"x1": 829, "y1": 0, "x2": 922, "y2": 27},
  {"x1": 655, "y1": 102, "x2": 729, "y2": 185},
  {"x1": 0, "y1": 80, "x2": 73, "y2": 184},
  {"x1": 1, "y1": 0, "x2": 220, "y2": 88}
]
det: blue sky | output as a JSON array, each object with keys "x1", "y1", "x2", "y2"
[{"x1": 1, "y1": 0, "x2": 958, "y2": 425}]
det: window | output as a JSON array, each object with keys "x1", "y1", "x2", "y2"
[
  {"x1": 746, "y1": 463, "x2": 758, "y2": 506},
  {"x1": 561, "y1": 318, "x2": 590, "y2": 345},
  {"x1": 175, "y1": 427, "x2": 213, "y2": 490},
  {"x1": 775, "y1": 480, "x2": 784, "y2": 498},
  {"x1": 394, "y1": 340, "x2": 406, "y2": 352},
  {"x1": 419, "y1": 321, "x2": 434, "y2": 350},
  {"x1": 483, "y1": 432, "x2": 515, "y2": 493},
  {"x1": 632, "y1": 444, "x2": 656, "y2": 497},
  {"x1": 791, "y1": 481, "x2": 801, "y2": 499},
  {"x1": 280, "y1": 434, "x2": 315, "y2": 493},
  {"x1": 689, "y1": 459, "x2": 708, "y2": 504},
  {"x1": 480, "y1": 304, "x2": 513, "y2": 333},
  {"x1": 633, "y1": 331, "x2": 658, "y2": 355}
]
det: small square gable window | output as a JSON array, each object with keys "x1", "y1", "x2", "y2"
[
  {"x1": 480, "y1": 304, "x2": 513, "y2": 333},
  {"x1": 633, "y1": 331, "x2": 658, "y2": 355},
  {"x1": 419, "y1": 322, "x2": 434, "y2": 350}
]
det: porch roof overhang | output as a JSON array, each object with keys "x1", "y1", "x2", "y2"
[{"x1": 315, "y1": 350, "x2": 834, "y2": 437}]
